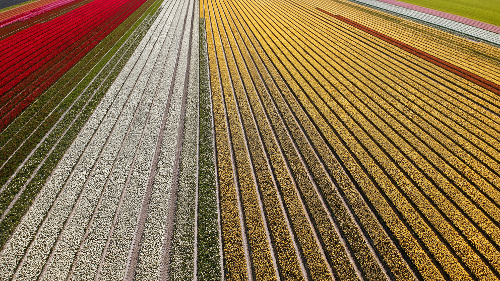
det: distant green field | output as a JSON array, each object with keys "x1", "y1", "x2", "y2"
[{"x1": 397, "y1": 0, "x2": 500, "y2": 27}]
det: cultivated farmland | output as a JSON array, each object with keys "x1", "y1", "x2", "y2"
[{"x1": 0, "y1": 0, "x2": 499, "y2": 279}]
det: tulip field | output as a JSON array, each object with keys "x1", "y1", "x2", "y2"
[{"x1": 0, "y1": 0, "x2": 499, "y2": 278}]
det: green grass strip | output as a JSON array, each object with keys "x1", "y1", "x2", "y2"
[
  {"x1": 197, "y1": 17, "x2": 222, "y2": 281},
  {"x1": 395, "y1": 0, "x2": 500, "y2": 28},
  {"x1": 0, "y1": 0, "x2": 164, "y2": 250}
]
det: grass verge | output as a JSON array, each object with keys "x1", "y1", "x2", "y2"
[
  {"x1": 196, "y1": 17, "x2": 222, "y2": 281},
  {"x1": 396, "y1": 0, "x2": 500, "y2": 27}
]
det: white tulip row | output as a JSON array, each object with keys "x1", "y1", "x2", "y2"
[
  {"x1": 101, "y1": 0, "x2": 196, "y2": 279},
  {"x1": 46, "y1": 2, "x2": 183, "y2": 279},
  {"x1": 0, "y1": 0, "x2": 193, "y2": 278},
  {"x1": 132, "y1": 0, "x2": 197, "y2": 278},
  {"x1": 62, "y1": 5, "x2": 184, "y2": 278},
  {"x1": 352, "y1": 0, "x2": 500, "y2": 45},
  {"x1": 138, "y1": 4, "x2": 199, "y2": 279},
  {"x1": 62, "y1": 0, "x2": 192, "y2": 279},
  {"x1": 66, "y1": 1, "x2": 189, "y2": 279},
  {"x1": 91, "y1": 0, "x2": 193, "y2": 278}
]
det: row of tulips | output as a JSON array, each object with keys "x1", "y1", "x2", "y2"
[
  {"x1": 270, "y1": 3, "x2": 492, "y2": 278},
  {"x1": 0, "y1": 0, "x2": 161, "y2": 257},
  {"x1": 310, "y1": 8, "x2": 500, "y2": 227},
  {"x1": 270, "y1": 0, "x2": 500, "y2": 278},
  {"x1": 219, "y1": 0, "x2": 396, "y2": 279},
  {"x1": 212, "y1": 0, "x2": 500, "y2": 278},
  {"x1": 212, "y1": 1, "x2": 315, "y2": 279},
  {"x1": 205, "y1": 3, "x2": 250, "y2": 277},
  {"x1": 0, "y1": 0, "x2": 148, "y2": 132},
  {"x1": 0, "y1": 0, "x2": 142, "y2": 131},
  {"x1": 320, "y1": 0, "x2": 500, "y2": 86}
]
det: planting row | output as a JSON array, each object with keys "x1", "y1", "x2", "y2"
[
  {"x1": 0, "y1": 0, "x2": 162, "y2": 252},
  {"x1": 204, "y1": 0, "x2": 409, "y2": 278},
  {"x1": 0, "y1": 0, "x2": 148, "y2": 133},
  {"x1": 0, "y1": 0, "x2": 223, "y2": 278},
  {"x1": 203, "y1": 0, "x2": 500, "y2": 278},
  {"x1": 326, "y1": 0, "x2": 500, "y2": 85},
  {"x1": 263, "y1": 0, "x2": 500, "y2": 277}
]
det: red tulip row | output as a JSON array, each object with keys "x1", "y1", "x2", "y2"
[
  {"x1": 0, "y1": 0, "x2": 134, "y2": 85},
  {"x1": 0, "y1": 0, "x2": 147, "y2": 131}
]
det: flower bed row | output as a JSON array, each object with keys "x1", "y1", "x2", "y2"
[
  {"x1": 0, "y1": 0, "x2": 148, "y2": 132},
  {"x1": 207, "y1": 0, "x2": 500, "y2": 279},
  {"x1": 320, "y1": 0, "x2": 500, "y2": 86},
  {"x1": 0, "y1": 0, "x2": 142, "y2": 129},
  {"x1": 26, "y1": 1, "x2": 196, "y2": 278},
  {"x1": 0, "y1": 0, "x2": 161, "y2": 256},
  {"x1": 252, "y1": 0, "x2": 500, "y2": 279}
]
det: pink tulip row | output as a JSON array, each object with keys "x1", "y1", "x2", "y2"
[
  {"x1": 0, "y1": 0, "x2": 147, "y2": 131},
  {"x1": 0, "y1": 0, "x2": 78, "y2": 28}
]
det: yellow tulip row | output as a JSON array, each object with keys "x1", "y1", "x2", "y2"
[
  {"x1": 266, "y1": 0, "x2": 500, "y2": 278},
  {"x1": 317, "y1": 13, "x2": 500, "y2": 138},
  {"x1": 221, "y1": 0, "x2": 500, "y2": 278},
  {"x1": 282, "y1": 2, "x2": 500, "y2": 251},
  {"x1": 210, "y1": 0, "x2": 331, "y2": 279},
  {"x1": 248, "y1": 8, "x2": 473, "y2": 281},
  {"x1": 282, "y1": 0, "x2": 500, "y2": 232},
  {"x1": 204, "y1": 0, "x2": 500, "y2": 279},
  {"x1": 209, "y1": 0, "x2": 419, "y2": 279},
  {"x1": 210, "y1": 2, "x2": 280, "y2": 278},
  {"x1": 206, "y1": 0, "x2": 320, "y2": 279},
  {"x1": 231, "y1": 6, "x2": 441, "y2": 279},
  {"x1": 204, "y1": 1, "x2": 249, "y2": 278},
  {"x1": 206, "y1": 0, "x2": 349, "y2": 278},
  {"x1": 218, "y1": 1, "x2": 392, "y2": 280},
  {"x1": 226, "y1": 2, "x2": 425, "y2": 278}
]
